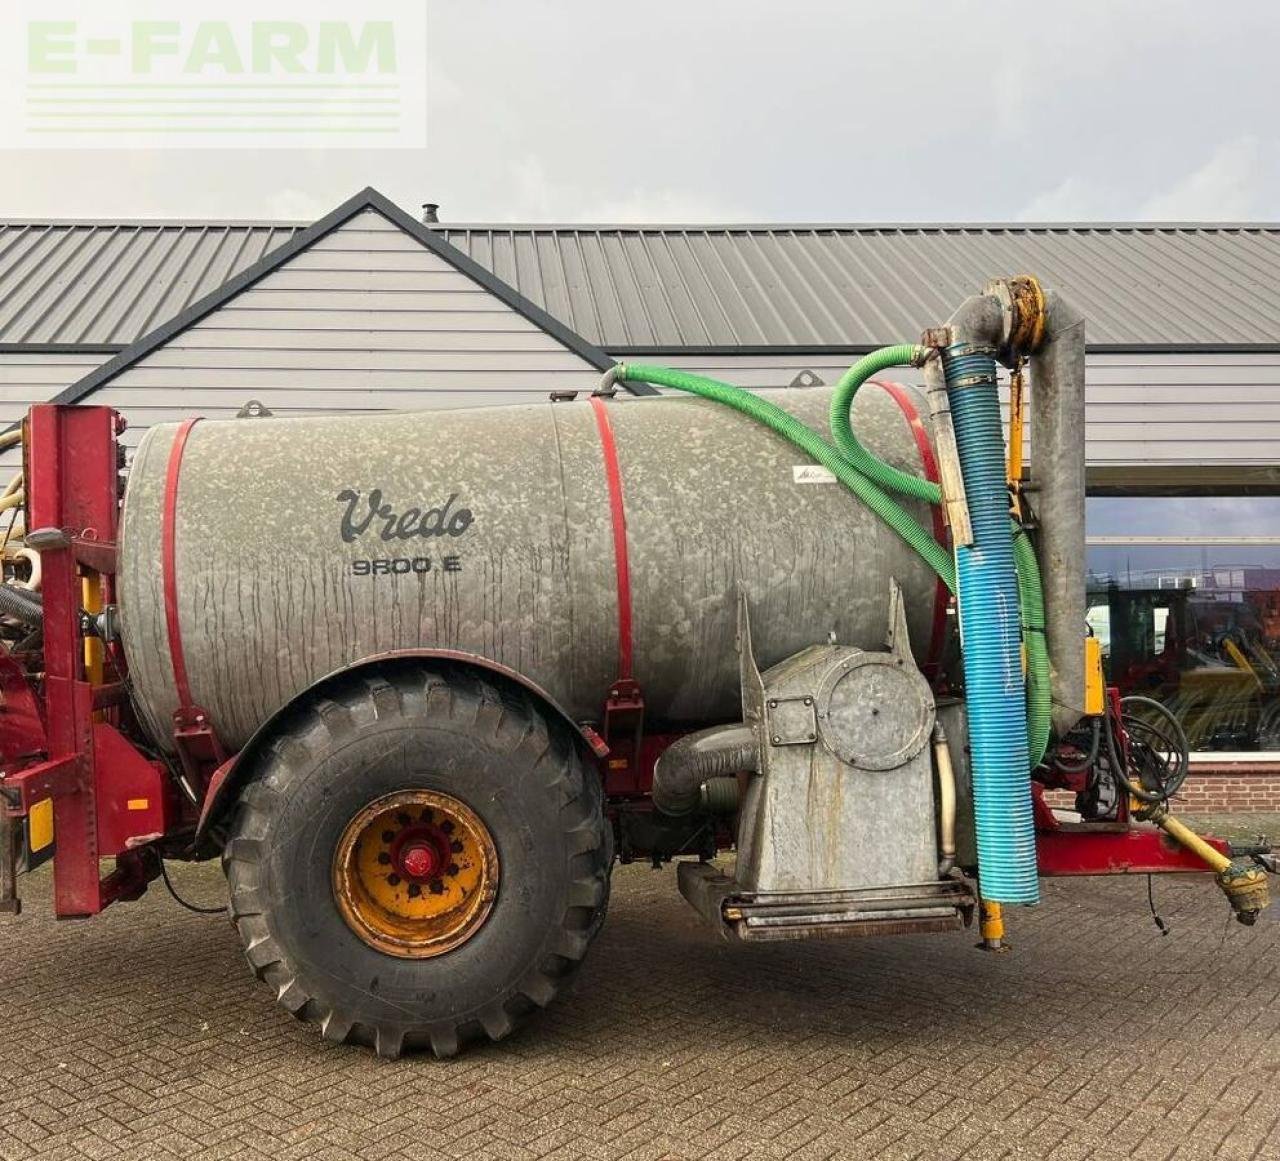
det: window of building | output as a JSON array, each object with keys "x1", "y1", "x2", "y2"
[{"x1": 1085, "y1": 496, "x2": 1280, "y2": 754}]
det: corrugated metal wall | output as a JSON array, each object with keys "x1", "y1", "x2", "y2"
[
  {"x1": 0, "y1": 352, "x2": 108, "y2": 428},
  {"x1": 1, "y1": 347, "x2": 1276, "y2": 482},
  {"x1": 0, "y1": 351, "x2": 110, "y2": 468},
  {"x1": 90, "y1": 210, "x2": 602, "y2": 448}
]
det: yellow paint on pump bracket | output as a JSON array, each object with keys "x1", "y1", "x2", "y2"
[
  {"x1": 28, "y1": 798, "x2": 53, "y2": 852},
  {"x1": 980, "y1": 899, "x2": 1004, "y2": 942},
  {"x1": 1084, "y1": 637, "x2": 1105, "y2": 716}
]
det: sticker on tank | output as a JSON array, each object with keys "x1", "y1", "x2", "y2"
[{"x1": 792, "y1": 465, "x2": 837, "y2": 484}]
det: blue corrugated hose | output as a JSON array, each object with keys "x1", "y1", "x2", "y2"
[{"x1": 943, "y1": 343, "x2": 1039, "y2": 904}]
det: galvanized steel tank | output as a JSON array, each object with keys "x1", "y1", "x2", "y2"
[{"x1": 118, "y1": 387, "x2": 944, "y2": 751}]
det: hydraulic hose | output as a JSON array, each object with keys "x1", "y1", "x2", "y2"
[
  {"x1": 943, "y1": 342, "x2": 1037, "y2": 904},
  {"x1": 0, "y1": 583, "x2": 43, "y2": 627},
  {"x1": 613, "y1": 364, "x2": 956, "y2": 588}
]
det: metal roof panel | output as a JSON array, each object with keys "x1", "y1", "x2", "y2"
[
  {"x1": 3, "y1": 213, "x2": 1280, "y2": 350},
  {"x1": 440, "y1": 223, "x2": 1280, "y2": 349},
  {"x1": 0, "y1": 221, "x2": 305, "y2": 345}
]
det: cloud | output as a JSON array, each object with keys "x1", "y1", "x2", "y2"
[
  {"x1": 266, "y1": 188, "x2": 333, "y2": 221},
  {"x1": 576, "y1": 188, "x2": 759, "y2": 225},
  {"x1": 1017, "y1": 176, "x2": 1117, "y2": 222},
  {"x1": 1138, "y1": 137, "x2": 1264, "y2": 220},
  {"x1": 1018, "y1": 137, "x2": 1271, "y2": 223},
  {"x1": 488, "y1": 155, "x2": 757, "y2": 223}
]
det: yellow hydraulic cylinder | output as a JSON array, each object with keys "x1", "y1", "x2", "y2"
[
  {"x1": 82, "y1": 572, "x2": 103, "y2": 684},
  {"x1": 82, "y1": 572, "x2": 104, "y2": 721},
  {"x1": 1007, "y1": 365, "x2": 1026, "y2": 489}
]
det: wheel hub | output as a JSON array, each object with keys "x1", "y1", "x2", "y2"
[
  {"x1": 398, "y1": 837, "x2": 443, "y2": 881},
  {"x1": 332, "y1": 790, "x2": 499, "y2": 958}
]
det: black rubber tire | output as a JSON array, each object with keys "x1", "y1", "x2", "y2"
[{"x1": 222, "y1": 665, "x2": 611, "y2": 1059}]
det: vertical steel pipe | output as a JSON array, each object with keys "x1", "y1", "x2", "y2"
[{"x1": 1029, "y1": 291, "x2": 1087, "y2": 735}]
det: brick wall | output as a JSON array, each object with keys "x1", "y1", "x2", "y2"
[
  {"x1": 1043, "y1": 762, "x2": 1280, "y2": 814},
  {"x1": 1172, "y1": 764, "x2": 1280, "y2": 813}
]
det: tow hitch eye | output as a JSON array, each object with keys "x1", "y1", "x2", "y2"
[{"x1": 1218, "y1": 861, "x2": 1270, "y2": 927}]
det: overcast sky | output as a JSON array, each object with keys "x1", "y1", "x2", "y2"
[{"x1": 3, "y1": 0, "x2": 1278, "y2": 225}]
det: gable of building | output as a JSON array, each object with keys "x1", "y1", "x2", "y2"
[
  {"x1": 84, "y1": 208, "x2": 616, "y2": 449},
  {"x1": 52, "y1": 190, "x2": 613, "y2": 442},
  {"x1": 0, "y1": 190, "x2": 619, "y2": 461}
]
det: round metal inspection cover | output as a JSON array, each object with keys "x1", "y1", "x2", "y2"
[{"x1": 816, "y1": 652, "x2": 935, "y2": 771}]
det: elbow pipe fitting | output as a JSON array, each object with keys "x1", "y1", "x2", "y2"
[
  {"x1": 942, "y1": 294, "x2": 1005, "y2": 353},
  {"x1": 593, "y1": 366, "x2": 622, "y2": 398},
  {"x1": 652, "y1": 723, "x2": 758, "y2": 817}
]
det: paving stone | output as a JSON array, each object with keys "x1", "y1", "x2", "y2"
[{"x1": 1, "y1": 863, "x2": 1277, "y2": 1160}]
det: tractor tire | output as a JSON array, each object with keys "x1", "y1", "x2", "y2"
[{"x1": 222, "y1": 665, "x2": 611, "y2": 1059}]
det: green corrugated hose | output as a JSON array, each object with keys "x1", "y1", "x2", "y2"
[
  {"x1": 829, "y1": 343, "x2": 1052, "y2": 765},
  {"x1": 1013, "y1": 528, "x2": 1051, "y2": 766},
  {"x1": 613, "y1": 355, "x2": 1052, "y2": 769},
  {"x1": 829, "y1": 345, "x2": 939, "y2": 503}
]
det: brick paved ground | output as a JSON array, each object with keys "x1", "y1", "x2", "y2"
[{"x1": 1, "y1": 856, "x2": 1278, "y2": 1161}]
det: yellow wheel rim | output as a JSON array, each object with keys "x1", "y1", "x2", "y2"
[{"x1": 332, "y1": 790, "x2": 499, "y2": 959}]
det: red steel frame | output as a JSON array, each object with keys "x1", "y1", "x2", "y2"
[
  {"x1": 0, "y1": 406, "x2": 174, "y2": 916},
  {"x1": 0, "y1": 401, "x2": 1237, "y2": 922}
]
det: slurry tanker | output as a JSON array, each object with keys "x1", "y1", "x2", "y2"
[{"x1": 0, "y1": 276, "x2": 1271, "y2": 1057}]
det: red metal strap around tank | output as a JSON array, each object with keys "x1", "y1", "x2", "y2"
[
  {"x1": 162, "y1": 417, "x2": 201, "y2": 708},
  {"x1": 870, "y1": 381, "x2": 949, "y2": 675},
  {"x1": 588, "y1": 397, "x2": 634, "y2": 680}
]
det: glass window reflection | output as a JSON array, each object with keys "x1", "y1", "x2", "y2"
[{"x1": 1085, "y1": 497, "x2": 1280, "y2": 753}]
